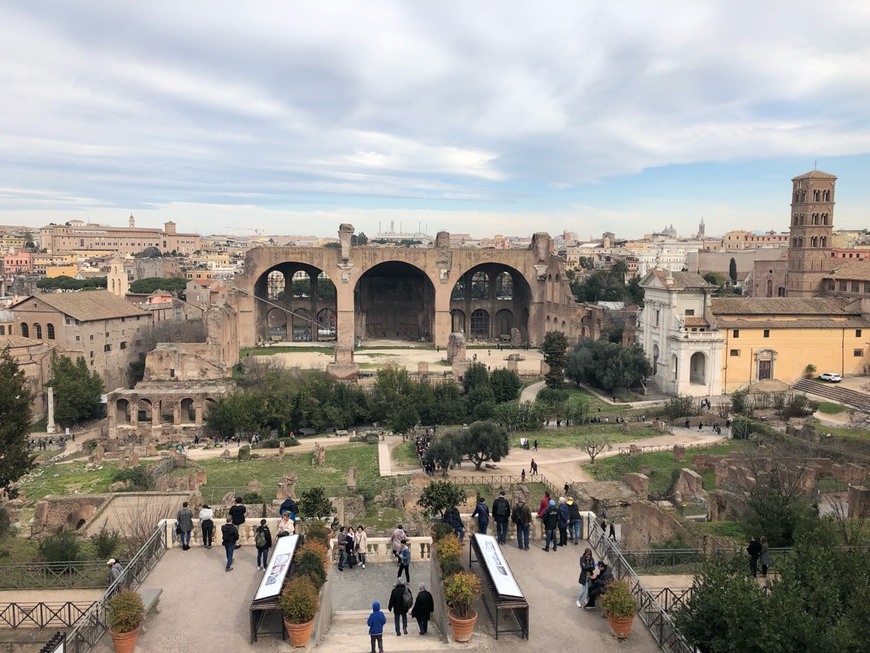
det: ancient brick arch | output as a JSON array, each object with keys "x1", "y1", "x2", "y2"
[
  {"x1": 107, "y1": 385, "x2": 230, "y2": 438},
  {"x1": 235, "y1": 225, "x2": 601, "y2": 349}
]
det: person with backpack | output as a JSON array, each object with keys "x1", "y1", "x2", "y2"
[
  {"x1": 471, "y1": 497, "x2": 490, "y2": 536},
  {"x1": 220, "y1": 516, "x2": 239, "y2": 572},
  {"x1": 567, "y1": 497, "x2": 582, "y2": 544},
  {"x1": 492, "y1": 491, "x2": 511, "y2": 545},
  {"x1": 397, "y1": 540, "x2": 411, "y2": 583},
  {"x1": 388, "y1": 579, "x2": 411, "y2": 636},
  {"x1": 254, "y1": 519, "x2": 272, "y2": 571},
  {"x1": 542, "y1": 499, "x2": 559, "y2": 552}
]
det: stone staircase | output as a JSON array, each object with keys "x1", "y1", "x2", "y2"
[
  {"x1": 793, "y1": 379, "x2": 870, "y2": 412},
  {"x1": 639, "y1": 377, "x2": 670, "y2": 401},
  {"x1": 317, "y1": 610, "x2": 447, "y2": 652}
]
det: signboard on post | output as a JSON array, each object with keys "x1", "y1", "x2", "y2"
[
  {"x1": 253, "y1": 534, "x2": 299, "y2": 602},
  {"x1": 473, "y1": 534, "x2": 523, "y2": 598}
]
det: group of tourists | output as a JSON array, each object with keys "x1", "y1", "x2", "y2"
[
  {"x1": 746, "y1": 535, "x2": 773, "y2": 577},
  {"x1": 575, "y1": 548, "x2": 614, "y2": 609},
  {"x1": 368, "y1": 580, "x2": 435, "y2": 653},
  {"x1": 335, "y1": 524, "x2": 370, "y2": 571}
]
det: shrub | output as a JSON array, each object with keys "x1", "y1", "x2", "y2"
[
  {"x1": 258, "y1": 438, "x2": 280, "y2": 448},
  {"x1": 283, "y1": 437, "x2": 301, "y2": 447},
  {"x1": 89, "y1": 523, "x2": 121, "y2": 559},
  {"x1": 601, "y1": 580, "x2": 636, "y2": 619},
  {"x1": 661, "y1": 395, "x2": 699, "y2": 420},
  {"x1": 278, "y1": 576, "x2": 319, "y2": 624},
  {"x1": 364, "y1": 434, "x2": 379, "y2": 445},
  {"x1": 299, "y1": 486, "x2": 334, "y2": 521},
  {"x1": 111, "y1": 466, "x2": 154, "y2": 491},
  {"x1": 299, "y1": 540, "x2": 328, "y2": 566},
  {"x1": 0, "y1": 507, "x2": 10, "y2": 539},
  {"x1": 301, "y1": 520, "x2": 331, "y2": 547},
  {"x1": 430, "y1": 522, "x2": 454, "y2": 542},
  {"x1": 241, "y1": 492, "x2": 263, "y2": 504},
  {"x1": 107, "y1": 589, "x2": 145, "y2": 633},
  {"x1": 443, "y1": 570, "x2": 481, "y2": 618},
  {"x1": 440, "y1": 554, "x2": 464, "y2": 579},
  {"x1": 238, "y1": 445, "x2": 251, "y2": 460},
  {"x1": 39, "y1": 531, "x2": 82, "y2": 563},
  {"x1": 295, "y1": 550, "x2": 327, "y2": 590},
  {"x1": 435, "y1": 534, "x2": 463, "y2": 560}
]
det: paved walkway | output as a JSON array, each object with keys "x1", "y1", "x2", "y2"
[
  {"x1": 519, "y1": 380, "x2": 545, "y2": 404},
  {"x1": 90, "y1": 539, "x2": 659, "y2": 653}
]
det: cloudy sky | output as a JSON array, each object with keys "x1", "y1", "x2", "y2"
[{"x1": 2, "y1": 1, "x2": 870, "y2": 240}]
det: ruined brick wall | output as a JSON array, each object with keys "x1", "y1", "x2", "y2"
[
  {"x1": 31, "y1": 495, "x2": 111, "y2": 538},
  {"x1": 621, "y1": 501, "x2": 704, "y2": 551}
]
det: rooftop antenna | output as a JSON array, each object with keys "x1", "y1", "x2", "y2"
[{"x1": 814, "y1": 159, "x2": 818, "y2": 169}]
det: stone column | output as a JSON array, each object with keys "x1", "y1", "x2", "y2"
[
  {"x1": 46, "y1": 386, "x2": 56, "y2": 434},
  {"x1": 194, "y1": 403, "x2": 203, "y2": 427},
  {"x1": 335, "y1": 277, "x2": 355, "y2": 348},
  {"x1": 433, "y1": 277, "x2": 452, "y2": 347}
]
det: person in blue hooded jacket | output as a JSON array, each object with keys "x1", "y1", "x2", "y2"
[{"x1": 367, "y1": 601, "x2": 386, "y2": 653}]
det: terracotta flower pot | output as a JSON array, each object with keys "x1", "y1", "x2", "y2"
[
  {"x1": 109, "y1": 626, "x2": 140, "y2": 653},
  {"x1": 606, "y1": 614, "x2": 635, "y2": 639},
  {"x1": 284, "y1": 618, "x2": 314, "y2": 648},
  {"x1": 447, "y1": 608, "x2": 477, "y2": 642}
]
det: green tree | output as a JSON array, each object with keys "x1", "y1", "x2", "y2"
[
  {"x1": 49, "y1": 353, "x2": 105, "y2": 427},
  {"x1": 0, "y1": 347, "x2": 35, "y2": 490},
  {"x1": 388, "y1": 401, "x2": 419, "y2": 439},
  {"x1": 370, "y1": 367, "x2": 415, "y2": 423},
  {"x1": 36, "y1": 275, "x2": 107, "y2": 291},
  {"x1": 298, "y1": 486, "x2": 335, "y2": 521},
  {"x1": 729, "y1": 257, "x2": 738, "y2": 285},
  {"x1": 703, "y1": 271, "x2": 725, "y2": 288},
  {"x1": 456, "y1": 421, "x2": 510, "y2": 470},
  {"x1": 424, "y1": 436, "x2": 462, "y2": 477},
  {"x1": 462, "y1": 362, "x2": 490, "y2": 394},
  {"x1": 492, "y1": 400, "x2": 546, "y2": 431},
  {"x1": 489, "y1": 368, "x2": 521, "y2": 403},
  {"x1": 128, "y1": 277, "x2": 187, "y2": 294},
  {"x1": 417, "y1": 480, "x2": 465, "y2": 516},
  {"x1": 565, "y1": 340, "x2": 651, "y2": 393},
  {"x1": 541, "y1": 331, "x2": 569, "y2": 388}
]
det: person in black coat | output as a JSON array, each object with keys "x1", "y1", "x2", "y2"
[
  {"x1": 254, "y1": 519, "x2": 272, "y2": 571},
  {"x1": 410, "y1": 582, "x2": 435, "y2": 635},
  {"x1": 388, "y1": 580, "x2": 409, "y2": 636}
]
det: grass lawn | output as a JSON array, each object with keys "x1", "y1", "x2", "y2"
[
  {"x1": 515, "y1": 423, "x2": 662, "y2": 449},
  {"x1": 0, "y1": 536, "x2": 41, "y2": 562},
  {"x1": 17, "y1": 461, "x2": 121, "y2": 504},
  {"x1": 811, "y1": 422, "x2": 870, "y2": 442},
  {"x1": 563, "y1": 386, "x2": 647, "y2": 417},
  {"x1": 392, "y1": 442, "x2": 420, "y2": 467},
  {"x1": 241, "y1": 345, "x2": 336, "y2": 356},
  {"x1": 690, "y1": 520, "x2": 745, "y2": 541},
  {"x1": 816, "y1": 401, "x2": 847, "y2": 414},
  {"x1": 583, "y1": 444, "x2": 740, "y2": 495},
  {"x1": 197, "y1": 443, "x2": 380, "y2": 503}
]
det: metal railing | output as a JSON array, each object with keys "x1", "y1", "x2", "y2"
[
  {"x1": 0, "y1": 601, "x2": 96, "y2": 629},
  {"x1": 617, "y1": 440, "x2": 730, "y2": 456},
  {"x1": 621, "y1": 547, "x2": 792, "y2": 572},
  {"x1": 650, "y1": 588, "x2": 693, "y2": 613},
  {"x1": 447, "y1": 474, "x2": 561, "y2": 498},
  {"x1": 64, "y1": 522, "x2": 167, "y2": 653},
  {"x1": 588, "y1": 524, "x2": 694, "y2": 653},
  {"x1": 0, "y1": 561, "x2": 107, "y2": 590}
]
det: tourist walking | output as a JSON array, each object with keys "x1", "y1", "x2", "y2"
[
  {"x1": 397, "y1": 540, "x2": 411, "y2": 583},
  {"x1": 513, "y1": 497, "x2": 531, "y2": 550},
  {"x1": 176, "y1": 502, "x2": 194, "y2": 550},
  {"x1": 107, "y1": 558, "x2": 123, "y2": 595},
  {"x1": 411, "y1": 582, "x2": 435, "y2": 635},
  {"x1": 567, "y1": 497, "x2": 581, "y2": 544},
  {"x1": 356, "y1": 525, "x2": 368, "y2": 569},
  {"x1": 254, "y1": 519, "x2": 272, "y2": 571},
  {"x1": 388, "y1": 580, "x2": 410, "y2": 636},
  {"x1": 492, "y1": 490, "x2": 511, "y2": 544},
  {"x1": 533, "y1": 439, "x2": 538, "y2": 451},
  {"x1": 390, "y1": 524, "x2": 406, "y2": 561},
  {"x1": 221, "y1": 516, "x2": 239, "y2": 572},
  {"x1": 557, "y1": 497, "x2": 570, "y2": 547},
  {"x1": 576, "y1": 549, "x2": 595, "y2": 607},
  {"x1": 199, "y1": 504, "x2": 214, "y2": 549},
  {"x1": 759, "y1": 536, "x2": 772, "y2": 577},
  {"x1": 542, "y1": 499, "x2": 559, "y2": 551},
  {"x1": 471, "y1": 497, "x2": 490, "y2": 536},
  {"x1": 446, "y1": 507, "x2": 465, "y2": 542},
  {"x1": 338, "y1": 527, "x2": 349, "y2": 571},
  {"x1": 228, "y1": 497, "x2": 246, "y2": 549},
  {"x1": 367, "y1": 601, "x2": 386, "y2": 653},
  {"x1": 746, "y1": 536, "x2": 762, "y2": 577}
]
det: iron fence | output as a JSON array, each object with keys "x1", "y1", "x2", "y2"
[
  {"x1": 0, "y1": 601, "x2": 96, "y2": 629},
  {"x1": 617, "y1": 440, "x2": 729, "y2": 456},
  {"x1": 443, "y1": 474, "x2": 561, "y2": 497},
  {"x1": 650, "y1": 588, "x2": 693, "y2": 613},
  {"x1": 64, "y1": 523, "x2": 167, "y2": 653},
  {"x1": 621, "y1": 547, "x2": 793, "y2": 571},
  {"x1": 0, "y1": 561, "x2": 107, "y2": 590}
]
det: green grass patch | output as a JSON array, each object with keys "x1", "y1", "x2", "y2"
[
  {"x1": 197, "y1": 443, "x2": 379, "y2": 503},
  {"x1": 0, "y1": 536, "x2": 41, "y2": 562},
  {"x1": 392, "y1": 442, "x2": 420, "y2": 467},
  {"x1": 811, "y1": 423, "x2": 870, "y2": 442},
  {"x1": 515, "y1": 423, "x2": 661, "y2": 449},
  {"x1": 817, "y1": 401, "x2": 847, "y2": 414},
  {"x1": 17, "y1": 461, "x2": 121, "y2": 504},
  {"x1": 690, "y1": 520, "x2": 745, "y2": 540},
  {"x1": 584, "y1": 444, "x2": 740, "y2": 495},
  {"x1": 562, "y1": 385, "x2": 646, "y2": 416}
]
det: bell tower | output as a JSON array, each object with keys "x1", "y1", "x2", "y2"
[{"x1": 786, "y1": 170, "x2": 836, "y2": 297}]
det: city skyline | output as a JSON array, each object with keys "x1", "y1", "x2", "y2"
[{"x1": 2, "y1": 2, "x2": 870, "y2": 239}]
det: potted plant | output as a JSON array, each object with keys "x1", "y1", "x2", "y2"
[
  {"x1": 600, "y1": 579, "x2": 637, "y2": 639},
  {"x1": 443, "y1": 570, "x2": 481, "y2": 642},
  {"x1": 278, "y1": 576, "x2": 319, "y2": 648},
  {"x1": 106, "y1": 589, "x2": 145, "y2": 653}
]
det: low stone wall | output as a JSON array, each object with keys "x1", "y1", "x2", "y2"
[
  {"x1": 621, "y1": 501, "x2": 705, "y2": 551},
  {"x1": 30, "y1": 495, "x2": 111, "y2": 538},
  {"x1": 428, "y1": 545, "x2": 451, "y2": 643},
  {"x1": 311, "y1": 564, "x2": 333, "y2": 646}
]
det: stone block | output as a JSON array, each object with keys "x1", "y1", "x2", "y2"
[
  {"x1": 673, "y1": 468, "x2": 704, "y2": 498},
  {"x1": 623, "y1": 473, "x2": 649, "y2": 496},
  {"x1": 673, "y1": 445, "x2": 686, "y2": 462},
  {"x1": 640, "y1": 464, "x2": 652, "y2": 476},
  {"x1": 417, "y1": 361, "x2": 429, "y2": 375}
]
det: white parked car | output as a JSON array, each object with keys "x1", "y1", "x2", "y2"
[{"x1": 818, "y1": 372, "x2": 842, "y2": 383}]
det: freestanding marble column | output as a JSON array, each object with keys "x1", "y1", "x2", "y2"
[{"x1": 46, "y1": 386, "x2": 56, "y2": 434}]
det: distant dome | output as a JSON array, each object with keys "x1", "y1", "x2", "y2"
[{"x1": 141, "y1": 246, "x2": 161, "y2": 258}]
